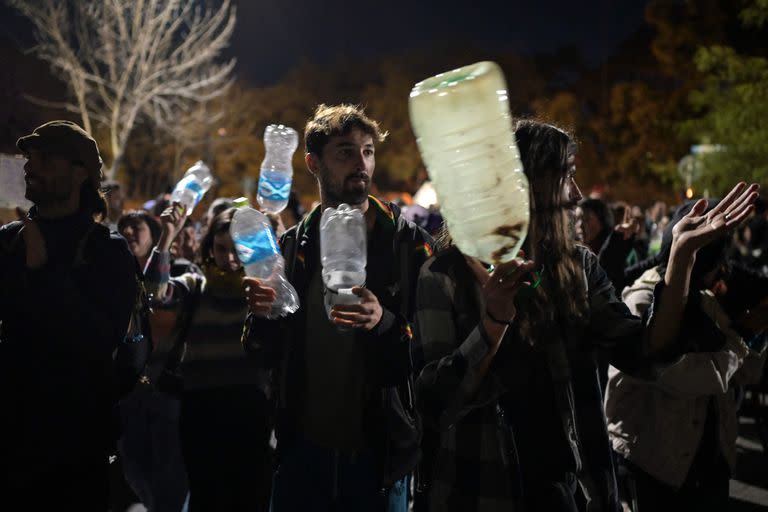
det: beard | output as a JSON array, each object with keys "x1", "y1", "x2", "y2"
[
  {"x1": 317, "y1": 164, "x2": 371, "y2": 206},
  {"x1": 25, "y1": 175, "x2": 75, "y2": 205}
]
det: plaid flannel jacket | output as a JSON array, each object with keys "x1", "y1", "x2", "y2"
[{"x1": 413, "y1": 245, "x2": 659, "y2": 512}]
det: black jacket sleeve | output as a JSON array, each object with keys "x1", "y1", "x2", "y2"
[{"x1": 367, "y1": 222, "x2": 435, "y2": 387}]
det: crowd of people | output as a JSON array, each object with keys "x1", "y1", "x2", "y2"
[{"x1": 0, "y1": 107, "x2": 765, "y2": 512}]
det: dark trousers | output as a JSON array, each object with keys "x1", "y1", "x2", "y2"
[
  {"x1": 269, "y1": 436, "x2": 409, "y2": 512},
  {"x1": 524, "y1": 473, "x2": 580, "y2": 512},
  {"x1": 625, "y1": 457, "x2": 730, "y2": 512},
  {"x1": 180, "y1": 385, "x2": 272, "y2": 512},
  {"x1": 118, "y1": 390, "x2": 188, "y2": 511}
]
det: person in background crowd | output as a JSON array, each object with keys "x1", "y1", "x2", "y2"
[
  {"x1": 0, "y1": 120, "x2": 137, "y2": 510},
  {"x1": 595, "y1": 205, "x2": 643, "y2": 296},
  {"x1": 150, "y1": 191, "x2": 172, "y2": 218},
  {"x1": 171, "y1": 218, "x2": 198, "y2": 261},
  {"x1": 204, "y1": 197, "x2": 235, "y2": 228},
  {"x1": 608, "y1": 203, "x2": 649, "y2": 264},
  {"x1": 280, "y1": 190, "x2": 306, "y2": 230},
  {"x1": 606, "y1": 200, "x2": 768, "y2": 511},
  {"x1": 731, "y1": 198, "x2": 768, "y2": 274},
  {"x1": 118, "y1": 210, "x2": 161, "y2": 271},
  {"x1": 579, "y1": 198, "x2": 615, "y2": 255},
  {"x1": 412, "y1": 119, "x2": 759, "y2": 512},
  {"x1": 571, "y1": 205, "x2": 584, "y2": 242},
  {"x1": 169, "y1": 217, "x2": 203, "y2": 277},
  {"x1": 647, "y1": 200, "x2": 670, "y2": 257},
  {"x1": 145, "y1": 205, "x2": 271, "y2": 511},
  {"x1": 103, "y1": 180, "x2": 125, "y2": 232}
]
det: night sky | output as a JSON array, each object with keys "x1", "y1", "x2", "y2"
[
  {"x1": 230, "y1": 0, "x2": 649, "y2": 83},
  {"x1": 2, "y1": 0, "x2": 650, "y2": 86}
]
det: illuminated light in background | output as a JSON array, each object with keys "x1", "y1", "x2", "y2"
[{"x1": 686, "y1": 187, "x2": 694, "y2": 199}]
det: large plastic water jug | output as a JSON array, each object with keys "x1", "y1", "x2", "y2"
[{"x1": 409, "y1": 61, "x2": 529, "y2": 264}]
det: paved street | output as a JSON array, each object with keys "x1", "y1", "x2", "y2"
[
  {"x1": 114, "y1": 402, "x2": 768, "y2": 511},
  {"x1": 731, "y1": 416, "x2": 768, "y2": 511}
]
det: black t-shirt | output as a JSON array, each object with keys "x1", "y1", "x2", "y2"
[{"x1": 498, "y1": 340, "x2": 577, "y2": 494}]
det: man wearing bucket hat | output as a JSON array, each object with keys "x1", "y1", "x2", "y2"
[{"x1": 0, "y1": 121, "x2": 137, "y2": 509}]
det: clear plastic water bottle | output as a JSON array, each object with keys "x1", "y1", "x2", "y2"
[
  {"x1": 171, "y1": 161, "x2": 213, "y2": 216},
  {"x1": 230, "y1": 207, "x2": 299, "y2": 318},
  {"x1": 257, "y1": 124, "x2": 299, "y2": 214},
  {"x1": 320, "y1": 204, "x2": 367, "y2": 321},
  {"x1": 409, "y1": 61, "x2": 530, "y2": 264}
]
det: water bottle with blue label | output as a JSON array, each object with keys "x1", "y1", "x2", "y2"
[
  {"x1": 231, "y1": 207, "x2": 299, "y2": 318},
  {"x1": 257, "y1": 124, "x2": 298, "y2": 213},
  {"x1": 320, "y1": 203, "x2": 366, "y2": 323},
  {"x1": 171, "y1": 161, "x2": 213, "y2": 216}
]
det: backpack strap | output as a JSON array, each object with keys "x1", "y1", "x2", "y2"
[
  {"x1": 1, "y1": 221, "x2": 25, "y2": 256},
  {"x1": 283, "y1": 222, "x2": 303, "y2": 282}
]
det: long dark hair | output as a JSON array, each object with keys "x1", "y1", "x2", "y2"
[{"x1": 514, "y1": 120, "x2": 588, "y2": 342}]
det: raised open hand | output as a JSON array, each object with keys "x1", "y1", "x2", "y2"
[
  {"x1": 672, "y1": 182, "x2": 759, "y2": 255},
  {"x1": 614, "y1": 206, "x2": 641, "y2": 241}
]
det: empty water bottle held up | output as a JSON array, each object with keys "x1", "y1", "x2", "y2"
[
  {"x1": 171, "y1": 161, "x2": 214, "y2": 216},
  {"x1": 257, "y1": 124, "x2": 299, "y2": 214},
  {"x1": 231, "y1": 207, "x2": 299, "y2": 318},
  {"x1": 320, "y1": 203, "x2": 367, "y2": 322}
]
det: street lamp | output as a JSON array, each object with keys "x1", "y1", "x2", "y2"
[
  {"x1": 678, "y1": 144, "x2": 726, "y2": 199},
  {"x1": 677, "y1": 153, "x2": 701, "y2": 199}
]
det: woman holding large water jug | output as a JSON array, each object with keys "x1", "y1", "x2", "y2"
[{"x1": 409, "y1": 62, "x2": 760, "y2": 511}]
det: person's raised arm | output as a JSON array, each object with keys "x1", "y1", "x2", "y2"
[
  {"x1": 648, "y1": 182, "x2": 759, "y2": 355},
  {"x1": 415, "y1": 256, "x2": 533, "y2": 430},
  {"x1": 145, "y1": 202, "x2": 189, "y2": 303}
]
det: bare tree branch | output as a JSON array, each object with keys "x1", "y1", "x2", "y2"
[{"x1": 8, "y1": 0, "x2": 237, "y2": 179}]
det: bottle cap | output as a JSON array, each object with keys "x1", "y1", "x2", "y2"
[{"x1": 233, "y1": 197, "x2": 250, "y2": 209}]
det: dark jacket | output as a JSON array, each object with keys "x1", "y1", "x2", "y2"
[
  {"x1": 413, "y1": 245, "x2": 667, "y2": 511},
  {"x1": 597, "y1": 231, "x2": 637, "y2": 292},
  {"x1": 242, "y1": 197, "x2": 434, "y2": 487},
  {"x1": 0, "y1": 211, "x2": 137, "y2": 484}
]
